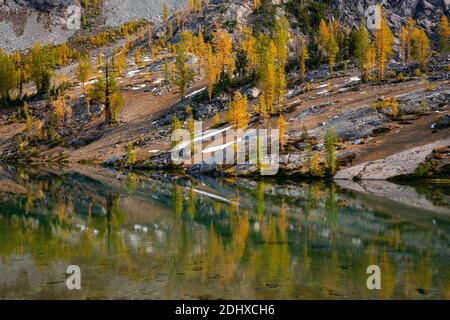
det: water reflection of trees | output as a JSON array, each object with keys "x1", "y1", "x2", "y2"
[{"x1": 0, "y1": 169, "x2": 449, "y2": 299}]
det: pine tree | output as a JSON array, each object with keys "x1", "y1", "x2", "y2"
[
  {"x1": 228, "y1": 91, "x2": 249, "y2": 129},
  {"x1": 0, "y1": 50, "x2": 17, "y2": 106},
  {"x1": 277, "y1": 115, "x2": 286, "y2": 152},
  {"x1": 23, "y1": 101, "x2": 32, "y2": 135},
  {"x1": 54, "y1": 95, "x2": 65, "y2": 124},
  {"x1": 204, "y1": 43, "x2": 217, "y2": 101},
  {"x1": 163, "y1": 1, "x2": 170, "y2": 26},
  {"x1": 172, "y1": 42, "x2": 195, "y2": 99},
  {"x1": 112, "y1": 47, "x2": 127, "y2": 76},
  {"x1": 169, "y1": 21, "x2": 173, "y2": 39},
  {"x1": 89, "y1": 64, "x2": 124, "y2": 125},
  {"x1": 163, "y1": 58, "x2": 170, "y2": 82},
  {"x1": 437, "y1": 15, "x2": 449, "y2": 53},
  {"x1": 170, "y1": 114, "x2": 182, "y2": 146},
  {"x1": 235, "y1": 48, "x2": 249, "y2": 79},
  {"x1": 187, "y1": 112, "x2": 195, "y2": 154},
  {"x1": 327, "y1": 29, "x2": 339, "y2": 74},
  {"x1": 275, "y1": 63, "x2": 286, "y2": 111},
  {"x1": 374, "y1": 7, "x2": 394, "y2": 80},
  {"x1": 241, "y1": 27, "x2": 257, "y2": 73},
  {"x1": 324, "y1": 127, "x2": 338, "y2": 174},
  {"x1": 274, "y1": 15, "x2": 290, "y2": 67},
  {"x1": 365, "y1": 43, "x2": 376, "y2": 79},
  {"x1": 260, "y1": 42, "x2": 276, "y2": 114},
  {"x1": 76, "y1": 54, "x2": 92, "y2": 94},
  {"x1": 354, "y1": 22, "x2": 370, "y2": 77},
  {"x1": 299, "y1": 37, "x2": 309, "y2": 80},
  {"x1": 404, "y1": 17, "x2": 416, "y2": 64},
  {"x1": 399, "y1": 25, "x2": 408, "y2": 63},
  {"x1": 134, "y1": 47, "x2": 144, "y2": 68},
  {"x1": 213, "y1": 111, "x2": 220, "y2": 126},
  {"x1": 126, "y1": 143, "x2": 137, "y2": 165},
  {"x1": 214, "y1": 27, "x2": 234, "y2": 76},
  {"x1": 318, "y1": 19, "x2": 329, "y2": 60},
  {"x1": 310, "y1": 152, "x2": 322, "y2": 177},
  {"x1": 96, "y1": 52, "x2": 103, "y2": 69},
  {"x1": 30, "y1": 42, "x2": 54, "y2": 96},
  {"x1": 411, "y1": 28, "x2": 430, "y2": 72}
]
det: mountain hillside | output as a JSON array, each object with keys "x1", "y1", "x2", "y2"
[
  {"x1": 0, "y1": 0, "x2": 186, "y2": 52},
  {"x1": 329, "y1": 0, "x2": 449, "y2": 35}
]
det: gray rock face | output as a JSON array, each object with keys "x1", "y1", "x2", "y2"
[
  {"x1": 281, "y1": 152, "x2": 306, "y2": 170},
  {"x1": 330, "y1": 0, "x2": 449, "y2": 39},
  {"x1": 327, "y1": 108, "x2": 389, "y2": 141},
  {"x1": 0, "y1": 0, "x2": 187, "y2": 51},
  {"x1": 10, "y1": 0, "x2": 76, "y2": 11},
  {"x1": 2, "y1": 0, "x2": 448, "y2": 52},
  {"x1": 0, "y1": 0, "x2": 78, "y2": 52},
  {"x1": 245, "y1": 87, "x2": 261, "y2": 99},
  {"x1": 103, "y1": 0, "x2": 187, "y2": 27},
  {"x1": 394, "y1": 83, "x2": 450, "y2": 115}
]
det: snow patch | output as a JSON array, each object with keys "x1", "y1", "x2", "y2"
[{"x1": 185, "y1": 87, "x2": 206, "y2": 98}]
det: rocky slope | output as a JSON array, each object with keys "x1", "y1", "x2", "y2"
[
  {"x1": 0, "y1": 0, "x2": 79, "y2": 52},
  {"x1": 331, "y1": 0, "x2": 449, "y2": 36},
  {"x1": 0, "y1": 0, "x2": 186, "y2": 52},
  {"x1": 1, "y1": 0, "x2": 448, "y2": 52}
]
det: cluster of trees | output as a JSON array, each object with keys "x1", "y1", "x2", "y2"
[
  {"x1": 301, "y1": 126, "x2": 338, "y2": 177},
  {"x1": 288, "y1": 1, "x2": 449, "y2": 79},
  {"x1": 398, "y1": 17, "x2": 431, "y2": 72},
  {"x1": 0, "y1": 42, "x2": 60, "y2": 107}
]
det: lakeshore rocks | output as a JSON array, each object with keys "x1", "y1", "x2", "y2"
[
  {"x1": 136, "y1": 152, "x2": 177, "y2": 170},
  {"x1": 102, "y1": 155, "x2": 121, "y2": 166},
  {"x1": 281, "y1": 152, "x2": 306, "y2": 171},
  {"x1": 187, "y1": 162, "x2": 218, "y2": 175},
  {"x1": 432, "y1": 114, "x2": 450, "y2": 130},
  {"x1": 334, "y1": 139, "x2": 450, "y2": 180},
  {"x1": 336, "y1": 150, "x2": 356, "y2": 166}
]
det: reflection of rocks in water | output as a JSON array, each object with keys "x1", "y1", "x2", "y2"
[
  {"x1": 335, "y1": 180, "x2": 450, "y2": 216},
  {"x1": 335, "y1": 138, "x2": 450, "y2": 180}
]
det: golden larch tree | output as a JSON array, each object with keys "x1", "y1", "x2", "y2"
[
  {"x1": 438, "y1": 15, "x2": 449, "y2": 53},
  {"x1": 374, "y1": 7, "x2": 394, "y2": 80},
  {"x1": 214, "y1": 27, "x2": 235, "y2": 76},
  {"x1": 318, "y1": 19, "x2": 329, "y2": 59},
  {"x1": 274, "y1": 15, "x2": 290, "y2": 67},
  {"x1": 299, "y1": 37, "x2": 309, "y2": 80},
  {"x1": 412, "y1": 28, "x2": 430, "y2": 71},
  {"x1": 277, "y1": 115, "x2": 286, "y2": 152},
  {"x1": 203, "y1": 43, "x2": 217, "y2": 101}
]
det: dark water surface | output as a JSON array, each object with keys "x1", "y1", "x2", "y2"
[{"x1": 0, "y1": 166, "x2": 449, "y2": 299}]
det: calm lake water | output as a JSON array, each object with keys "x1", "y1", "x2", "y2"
[{"x1": 0, "y1": 166, "x2": 449, "y2": 299}]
